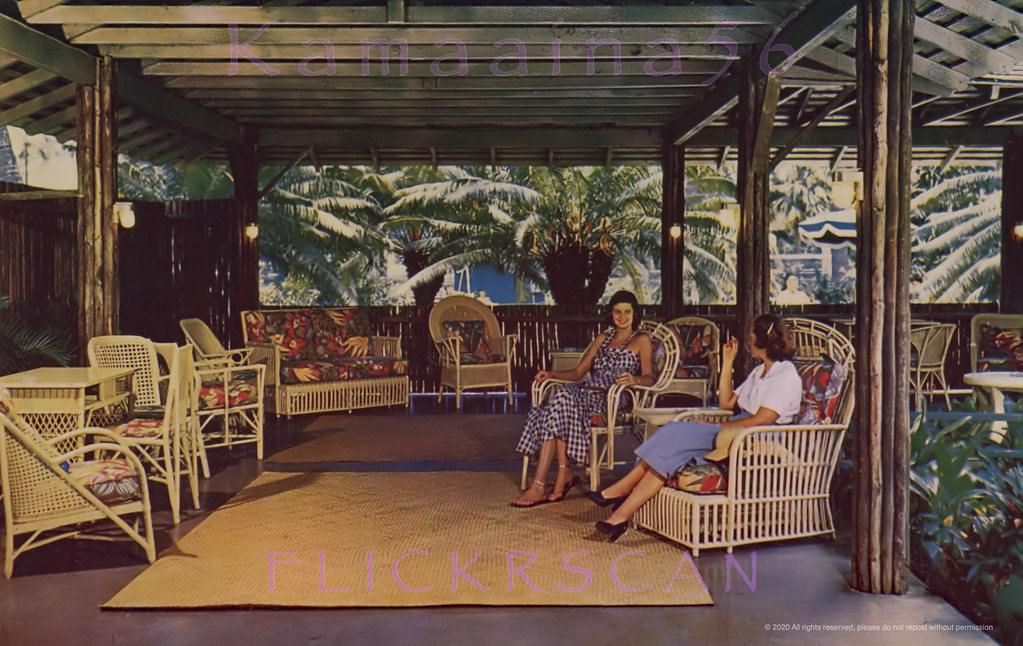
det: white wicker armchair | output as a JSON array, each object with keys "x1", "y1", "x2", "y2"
[
  {"x1": 0, "y1": 394, "x2": 156, "y2": 579},
  {"x1": 633, "y1": 320, "x2": 855, "y2": 556},
  {"x1": 180, "y1": 318, "x2": 252, "y2": 367},
  {"x1": 523, "y1": 320, "x2": 681, "y2": 492}
]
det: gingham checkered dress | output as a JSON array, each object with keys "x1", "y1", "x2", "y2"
[{"x1": 516, "y1": 329, "x2": 641, "y2": 465}]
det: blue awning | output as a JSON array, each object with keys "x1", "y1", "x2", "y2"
[{"x1": 798, "y1": 208, "x2": 856, "y2": 249}]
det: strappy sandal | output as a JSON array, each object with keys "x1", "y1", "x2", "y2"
[
  {"x1": 511, "y1": 480, "x2": 551, "y2": 508},
  {"x1": 547, "y1": 465, "x2": 580, "y2": 502}
]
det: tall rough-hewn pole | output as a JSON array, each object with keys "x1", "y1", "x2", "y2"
[
  {"x1": 1002, "y1": 136, "x2": 1023, "y2": 312},
  {"x1": 661, "y1": 142, "x2": 685, "y2": 317},
  {"x1": 76, "y1": 56, "x2": 118, "y2": 349},
  {"x1": 737, "y1": 62, "x2": 780, "y2": 372},
  {"x1": 228, "y1": 132, "x2": 260, "y2": 347},
  {"x1": 853, "y1": 0, "x2": 913, "y2": 594}
]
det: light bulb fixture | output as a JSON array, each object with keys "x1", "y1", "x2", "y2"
[
  {"x1": 831, "y1": 171, "x2": 864, "y2": 209},
  {"x1": 113, "y1": 202, "x2": 135, "y2": 229},
  {"x1": 669, "y1": 223, "x2": 682, "y2": 240},
  {"x1": 1014, "y1": 223, "x2": 1023, "y2": 241},
  {"x1": 245, "y1": 223, "x2": 259, "y2": 240}
]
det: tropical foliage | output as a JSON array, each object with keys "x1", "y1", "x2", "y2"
[
  {"x1": 117, "y1": 158, "x2": 233, "y2": 201},
  {"x1": 910, "y1": 404, "x2": 1023, "y2": 644},
  {"x1": 0, "y1": 294, "x2": 75, "y2": 376}
]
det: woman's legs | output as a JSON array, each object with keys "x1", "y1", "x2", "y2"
[
  {"x1": 599, "y1": 461, "x2": 653, "y2": 499},
  {"x1": 548, "y1": 439, "x2": 576, "y2": 501},
  {"x1": 604, "y1": 469, "x2": 666, "y2": 525},
  {"x1": 512, "y1": 438, "x2": 556, "y2": 506}
]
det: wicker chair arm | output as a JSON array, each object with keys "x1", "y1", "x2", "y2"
[
  {"x1": 246, "y1": 343, "x2": 280, "y2": 386},
  {"x1": 725, "y1": 423, "x2": 849, "y2": 498},
  {"x1": 47, "y1": 426, "x2": 131, "y2": 448},
  {"x1": 435, "y1": 337, "x2": 463, "y2": 366},
  {"x1": 531, "y1": 377, "x2": 575, "y2": 406},
  {"x1": 55, "y1": 442, "x2": 151, "y2": 485},
  {"x1": 670, "y1": 408, "x2": 735, "y2": 423},
  {"x1": 370, "y1": 335, "x2": 403, "y2": 359},
  {"x1": 488, "y1": 334, "x2": 518, "y2": 362},
  {"x1": 198, "y1": 347, "x2": 252, "y2": 366}
]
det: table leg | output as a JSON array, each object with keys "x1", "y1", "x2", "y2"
[{"x1": 990, "y1": 387, "x2": 1008, "y2": 443}]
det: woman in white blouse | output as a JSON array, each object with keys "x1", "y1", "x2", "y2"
[{"x1": 586, "y1": 314, "x2": 803, "y2": 542}]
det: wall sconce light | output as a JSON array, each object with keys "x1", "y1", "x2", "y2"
[
  {"x1": 113, "y1": 202, "x2": 135, "y2": 229},
  {"x1": 669, "y1": 223, "x2": 682, "y2": 240},
  {"x1": 1014, "y1": 223, "x2": 1023, "y2": 241},
  {"x1": 245, "y1": 223, "x2": 259, "y2": 240},
  {"x1": 831, "y1": 171, "x2": 864, "y2": 209}
]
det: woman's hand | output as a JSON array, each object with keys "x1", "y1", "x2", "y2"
[
  {"x1": 721, "y1": 337, "x2": 739, "y2": 366},
  {"x1": 615, "y1": 372, "x2": 639, "y2": 386},
  {"x1": 535, "y1": 370, "x2": 551, "y2": 383}
]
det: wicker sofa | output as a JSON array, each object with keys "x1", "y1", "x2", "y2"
[{"x1": 241, "y1": 308, "x2": 409, "y2": 417}]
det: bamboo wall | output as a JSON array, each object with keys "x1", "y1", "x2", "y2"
[{"x1": 0, "y1": 182, "x2": 77, "y2": 309}]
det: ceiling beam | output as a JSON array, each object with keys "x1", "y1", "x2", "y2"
[
  {"x1": 0, "y1": 83, "x2": 75, "y2": 126},
  {"x1": 939, "y1": 145, "x2": 962, "y2": 173},
  {"x1": 770, "y1": 86, "x2": 855, "y2": 169},
  {"x1": 668, "y1": 0, "x2": 857, "y2": 145},
  {"x1": 914, "y1": 17, "x2": 1018, "y2": 79},
  {"x1": 922, "y1": 90, "x2": 1023, "y2": 126},
  {"x1": 98, "y1": 43, "x2": 742, "y2": 61},
  {"x1": 181, "y1": 88, "x2": 699, "y2": 101},
  {"x1": 0, "y1": 13, "x2": 94, "y2": 83},
  {"x1": 163, "y1": 75, "x2": 717, "y2": 90},
  {"x1": 0, "y1": 68, "x2": 59, "y2": 103},
  {"x1": 140, "y1": 60, "x2": 725, "y2": 77},
  {"x1": 71, "y1": 26, "x2": 765, "y2": 46},
  {"x1": 116, "y1": 71, "x2": 244, "y2": 143},
  {"x1": 28, "y1": 4, "x2": 784, "y2": 26},
  {"x1": 933, "y1": 0, "x2": 1023, "y2": 33},
  {"x1": 258, "y1": 125, "x2": 1019, "y2": 150}
]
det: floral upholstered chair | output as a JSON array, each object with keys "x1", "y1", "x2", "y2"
[{"x1": 428, "y1": 295, "x2": 516, "y2": 410}]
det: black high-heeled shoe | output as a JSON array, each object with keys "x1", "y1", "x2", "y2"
[
  {"x1": 595, "y1": 520, "x2": 629, "y2": 543},
  {"x1": 585, "y1": 491, "x2": 627, "y2": 510}
]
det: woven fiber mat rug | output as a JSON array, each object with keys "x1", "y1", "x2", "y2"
[
  {"x1": 104, "y1": 471, "x2": 712, "y2": 608},
  {"x1": 266, "y1": 414, "x2": 526, "y2": 464}
]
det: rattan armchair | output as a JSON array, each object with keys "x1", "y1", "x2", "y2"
[
  {"x1": 88, "y1": 335, "x2": 168, "y2": 417},
  {"x1": 428, "y1": 295, "x2": 517, "y2": 410},
  {"x1": 104, "y1": 344, "x2": 200, "y2": 526},
  {"x1": 180, "y1": 318, "x2": 252, "y2": 367},
  {"x1": 0, "y1": 393, "x2": 156, "y2": 579},
  {"x1": 634, "y1": 320, "x2": 855, "y2": 556},
  {"x1": 523, "y1": 320, "x2": 681, "y2": 492},
  {"x1": 909, "y1": 321, "x2": 957, "y2": 410}
]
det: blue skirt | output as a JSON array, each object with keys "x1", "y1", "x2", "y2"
[{"x1": 635, "y1": 413, "x2": 749, "y2": 477}]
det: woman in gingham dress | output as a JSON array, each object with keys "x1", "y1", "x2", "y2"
[{"x1": 512, "y1": 291, "x2": 654, "y2": 508}]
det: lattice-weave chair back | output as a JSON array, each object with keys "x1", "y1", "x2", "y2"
[
  {"x1": 911, "y1": 322, "x2": 955, "y2": 370},
  {"x1": 88, "y1": 335, "x2": 163, "y2": 407},
  {"x1": 784, "y1": 318, "x2": 854, "y2": 368}
]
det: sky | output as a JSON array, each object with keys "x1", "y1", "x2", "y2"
[{"x1": 4, "y1": 125, "x2": 78, "y2": 190}]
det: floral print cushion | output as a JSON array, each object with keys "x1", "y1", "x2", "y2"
[
  {"x1": 670, "y1": 461, "x2": 727, "y2": 495},
  {"x1": 459, "y1": 351, "x2": 507, "y2": 365},
  {"x1": 280, "y1": 356, "x2": 409, "y2": 385},
  {"x1": 243, "y1": 309, "x2": 372, "y2": 361},
  {"x1": 443, "y1": 320, "x2": 500, "y2": 363},
  {"x1": 112, "y1": 418, "x2": 164, "y2": 439},
  {"x1": 69, "y1": 458, "x2": 142, "y2": 505},
  {"x1": 796, "y1": 359, "x2": 847, "y2": 425},
  {"x1": 977, "y1": 323, "x2": 1023, "y2": 372},
  {"x1": 670, "y1": 323, "x2": 714, "y2": 379},
  {"x1": 199, "y1": 370, "x2": 259, "y2": 410}
]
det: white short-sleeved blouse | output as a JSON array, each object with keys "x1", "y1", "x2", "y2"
[{"x1": 734, "y1": 360, "x2": 803, "y2": 423}]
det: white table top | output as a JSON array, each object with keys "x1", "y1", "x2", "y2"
[
  {"x1": 963, "y1": 371, "x2": 1023, "y2": 389},
  {"x1": 0, "y1": 367, "x2": 135, "y2": 389}
]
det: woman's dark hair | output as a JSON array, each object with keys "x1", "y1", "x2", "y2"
[
  {"x1": 606, "y1": 290, "x2": 642, "y2": 330},
  {"x1": 750, "y1": 314, "x2": 794, "y2": 361}
]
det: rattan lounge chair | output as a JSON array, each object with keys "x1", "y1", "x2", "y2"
[
  {"x1": 633, "y1": 320, "x2": 855, "y2": 555},
  {"x1": 0, "y1": 391, "x2": 156, "y2": 579},
  {"x1": 656, "y1": 316, "x2": 720, "y2": 406},
  {"x1": 180, "y1": 318, "x2": 253, "y2": 367}
]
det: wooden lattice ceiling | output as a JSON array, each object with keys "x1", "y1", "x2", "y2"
[{"x1": 1, "y1": 0, "x2": 1022, "y2": 166}]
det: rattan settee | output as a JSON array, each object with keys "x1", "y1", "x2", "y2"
[
  {"x1": 633, "y1": 319, "x2": 855, "y2": 556},
  {"x1": 241, "y1": 308, "x2": 409, "y2": 417}
]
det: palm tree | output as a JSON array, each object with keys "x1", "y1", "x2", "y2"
[
  {"x1": 259, "y1": 165, "x2": 393, "y2": 306},
  {"x1": 0, "y1": 294, "x2": 74, "y2": 376},
  {"x1": 911, "y1": 166, "x2": 1002, "y2": 303},
  {"x1": 117, "y1": 157, "x2": 232, "y2": 201},
  {"x1": 769, "y1": 164, "x2": 833, "y2": 252}
]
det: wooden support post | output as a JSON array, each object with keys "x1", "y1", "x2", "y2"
[
  {"x1": 1003, "y1": 135, "x2": 1023, "y2": 312},
  {"x1": 852, "y1": 0, "x2": 913, "y2": 595},
  {"x1": 75, "y1": 56, "x2": 117, "y2": 349},
  {"x1": 661, "y1": 142, "x2": 684, "y2": 317},
  {"x1": 228, "y1": 133, "x2": 260, "y2": 347},
  {"x1": 736, "y1": 62, "x2": 779, "y2": 372}
]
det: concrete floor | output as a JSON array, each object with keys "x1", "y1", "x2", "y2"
[{"x1": 0, "y1": 400, "x2": 996, "y2": 646}]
